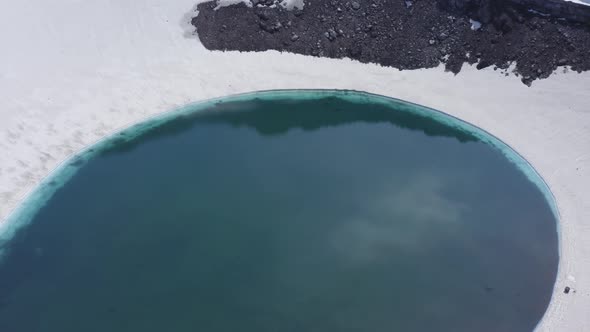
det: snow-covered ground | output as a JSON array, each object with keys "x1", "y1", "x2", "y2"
[
  {"x1": 564, "y1": 0, "x2": 590, "y2": 6},
  {"x1": 0, "y1": 0, "x2": 589, "y2": 330}
]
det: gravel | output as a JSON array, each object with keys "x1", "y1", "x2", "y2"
[{"x1": 193, "y1": 0, "x2": 590, "y2": 85}]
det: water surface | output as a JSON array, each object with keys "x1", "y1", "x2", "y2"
[{"x1": 0, "y1": 91, "x2": 558, "y2": 332}]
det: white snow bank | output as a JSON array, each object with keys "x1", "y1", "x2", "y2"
[
  {"x1": 215, "y1": 0, "x2": 252, "y2": 9},
  {"x1": 280, "y1": 0, "x2": 304, "y2": 10},
  {"x1": 564, "y1": 0, "x2": 590, "y2": 6}
]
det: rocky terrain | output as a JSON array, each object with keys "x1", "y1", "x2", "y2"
[
  {"x1": 192, "y1": 0, "x2": 590, "y2": 85},
  {"x1": 438, "y1": 0, "x2": 590, "y2": 25}
]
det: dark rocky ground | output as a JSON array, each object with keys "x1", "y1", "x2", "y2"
[{"x1": 192, "y1": 0, "x2": 590, "y2": 85}]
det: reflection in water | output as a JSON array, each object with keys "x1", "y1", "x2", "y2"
[
  {"x1": 103, "y1": 95, "x2": 476, "y2": 157},
  {"x1": 0, "y1": 92, "x2": 557, "y2": 332},
  {"x1": 331, "y1": 173, "x2": 468, "y2": 262}
]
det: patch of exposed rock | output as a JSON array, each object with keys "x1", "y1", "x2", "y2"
[{"x1": 193, "y1": 0, "x2": 590, "y2": 85}]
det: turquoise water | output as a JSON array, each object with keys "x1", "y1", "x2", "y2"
[{"x1": 0, "y1": 91, "x2": 557, "y2": 331}]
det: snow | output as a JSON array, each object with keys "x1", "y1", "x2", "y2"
[{"x1": 564, "y1": 0, "x2": 590, "y2": 6}]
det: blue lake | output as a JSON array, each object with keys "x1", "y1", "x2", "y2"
[{"x1": 0, "y1": 91, "x2": 558, "y2": 331}]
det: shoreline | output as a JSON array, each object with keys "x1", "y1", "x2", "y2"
[{"x1": 0, "y1": 0, "x2": 589, "y2": 330}]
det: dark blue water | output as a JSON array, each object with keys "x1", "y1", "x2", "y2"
[{"x1": 0, "y1": 91, "x2": 558, "y2": 332}]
